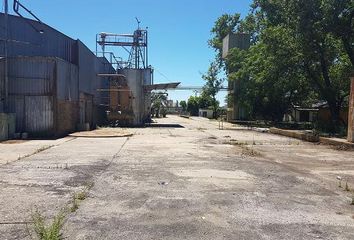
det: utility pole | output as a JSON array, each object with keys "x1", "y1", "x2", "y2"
[{"x1": 4, "y1": 0, "x2": 8, "y2": 112}]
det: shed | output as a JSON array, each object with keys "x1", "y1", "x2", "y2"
[{"x1": 199, "y1": 109, "x2": 214, "y2": 119}]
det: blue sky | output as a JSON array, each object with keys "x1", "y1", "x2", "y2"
[{"x1": 2, "y1": 0, "x2": 252, "y2": 104}]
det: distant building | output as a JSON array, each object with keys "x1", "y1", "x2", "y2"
[
  {"x1": 199, "y1": 109, "x2": 214, "y2": 119},
  {"x1": 283, "y1": 102, "x2": 348, "y2": 125}
]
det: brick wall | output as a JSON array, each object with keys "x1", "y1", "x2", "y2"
[{"x1": 56, "y1": 100, "x2": 79, "y2": 137}]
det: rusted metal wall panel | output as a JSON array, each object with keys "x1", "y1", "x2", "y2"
[{"x1": 0, "y1": 13, "x2": 77, "y2": 64}]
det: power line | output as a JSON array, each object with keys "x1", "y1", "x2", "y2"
[{"x1": 154, "y1": 68, "x2": 172, "y2": 83}]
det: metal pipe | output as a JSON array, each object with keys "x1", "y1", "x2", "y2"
[
  {"x1": 95, "y1": 34, "x2": 98, "y2": 56},
  {"x1": 13, "y1": 0, "x2": 44, "y2": 33},
  {"x1": 146, "y1": 30, "x2": 148, "y2": 67},
  {"x1": 13, "y1": 0, "x2": 42, "y2": 23},
  {"x1": 4, "y1": 0, "x2": 8, "y2": 112}
]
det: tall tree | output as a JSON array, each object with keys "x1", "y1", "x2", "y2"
[
  {"x1": 210, "y1": 0, "x2": 353, "y2": 129},
  {"x1": 257, "y1": 0, "x2": 353, "y2": 127},
  {"x1": 202, "y1": 62, "x2": 224, "y2": 118}
]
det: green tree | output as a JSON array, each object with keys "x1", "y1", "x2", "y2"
[
  {"x1": 186, "y1": 94, "x2": 214, "y2": 116},
  {"x1": 210, "y1": 0, "x2": 353, "y2": 129},
  {"x1": 151, "y1": 92, "x2": 168, "y2": 118},
  {"x1": 180, "y1": 101, "x2": 187, "y2": 111},
  {"x1": 202, "y1": 62, "x2": 224, "y2": 118},
  {"x1": 187, "y1": 96, "x2": 200, "y2": 116},
  {"x1": 256, "y1": 0, "x2": 353, "y2": 127}
]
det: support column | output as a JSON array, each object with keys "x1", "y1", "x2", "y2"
[{"x1": 348, "y1": 76, "x2": 354, "y2": 142}]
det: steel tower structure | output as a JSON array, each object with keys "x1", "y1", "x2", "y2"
[{"x1": 96, "y1": 27, "x2": 148, "y2": 69}]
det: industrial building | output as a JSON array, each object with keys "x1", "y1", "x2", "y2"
[
  {"x1": 0, "y1": 3, "x2": 179, "y2": 140},
  {"x1": 0, "y1": 11, "x2": 114, "y2": 140},
  {"x1": 95, "y1": 29, "x2": 179, "y2": 126}
]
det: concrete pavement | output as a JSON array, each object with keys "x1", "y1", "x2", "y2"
[{"x1": 1, "y1": 115, "x2": 354, "y2": 239}]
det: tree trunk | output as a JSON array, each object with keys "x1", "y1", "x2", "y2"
[{"x1": 327, "y1": 101, "x2": 341, "y2": 134}]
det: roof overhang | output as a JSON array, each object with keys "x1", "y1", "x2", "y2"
[
  {"x1": 97, "y1": 73, "x2": 126, "y2": 78},
  {"x1": 144, "y1": 82, "x2": 181, "y2": 91}
]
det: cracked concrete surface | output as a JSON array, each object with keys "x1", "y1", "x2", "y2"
[{"x1": 0, "y1": 115, "x2": 354, "y2": 239}]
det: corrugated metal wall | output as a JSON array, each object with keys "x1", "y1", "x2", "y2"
[
  {"x1": 6, "y1": 57, "x2": 56, "y2": 134},
  {"x1": 0, "y1": 13, "x2": 113, "y2": 108},
  {"x1": 8, "y1": 57, "x2": 55, "y2": 96},
  {"x1": 0, "y1": 56, "x2": 79, "y2": 136},
  {"x1": 0, "y1": 13, "x2": 115, "y2": 136},
  {"x1": 25, "y1": 95, "x2": 54, "y2": 134},
  {"x1": 77, "y1": 41, "x2": 94, "y2": 95},
  {"x1": 0, "y1": 58, "x2": 5, "y2": 112},
  {"x1": 0, "y1": 13, "x2": 77, "y2": 64},
  {"x1": 57, "y1": 59, "x2": 79, "y2": 101}
]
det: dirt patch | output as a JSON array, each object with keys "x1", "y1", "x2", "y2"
[
  {"x1": 173, "y1": 169, "x2": 254, "y2": 180},
  {"x1": 241, "y1": 145, "x2": 263, "y2": 157},
  {"x1": 70, "y1": 128, "x2": 133, "y2": 138},
  {"x1": 1, "y1": 140, "x2": 29, "y2": 144},
  {"x1": 223, "y1": 140, "x2": 263, "y2": 157}
]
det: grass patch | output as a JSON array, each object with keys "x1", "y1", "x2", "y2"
[
  {"x1": 241, "y1": 145, "x2": 263, "y2": 157},
  {"x1": 31, "y1": 209, "x2": 65, "y2": 240},
  {"x1": 223, "y1": 140, "x2": 263, "y2": 157},
  {"x1": 31, "y1": 182, "x2": 94, "y2": 238}
]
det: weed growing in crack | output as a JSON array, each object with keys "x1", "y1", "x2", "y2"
[
  {"x1": 70, "y1": 183, "x2": 93, "y2": 213},
  {"x1": 31, "y1": 209, "x2": 65, "y2": 240},
  {"x1": 30, "y1": 182, "x2": 94, "y2": 238},
  {"x1": 70, "y1": 191, "x2": 87, "y2": 213},
  {"x1": 345, "y1": 181, "x2": 350, "y2": 191},
  {"x1": 34, "y1": 145, "x2": 53, "y2": 154}
]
